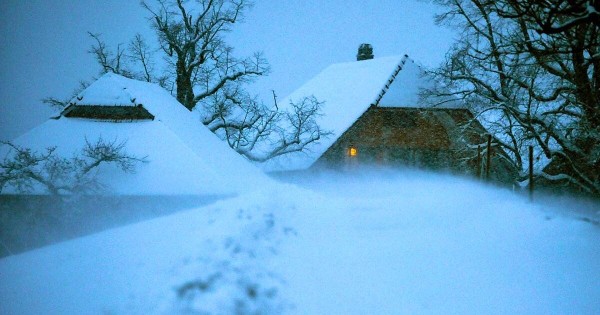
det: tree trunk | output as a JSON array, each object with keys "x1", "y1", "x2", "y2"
[{"x1": 176, "y1": 58, "x2": 195, "y2": 111}]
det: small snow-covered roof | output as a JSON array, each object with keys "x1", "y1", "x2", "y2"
[
  {"x1": 260, "y1": 55, "x2": 461, "y2": 172},
  {"x1": 3, "y1": 73, "x2": 270, "y2": 195}
]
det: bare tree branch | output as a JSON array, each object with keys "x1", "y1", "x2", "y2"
[{"x1": 0, "y1": 139, "x2": 147, "y2": 196}]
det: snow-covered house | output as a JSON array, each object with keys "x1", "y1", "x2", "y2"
[
  {"x1": 2, "y1": 72, "x2": 269, "y2": 196},
  {"x1": 262, "y1": 46, "x2": 516, "y2": 183},
  {"x1": 0, "y1": 73, "x2": 274, "y2": 256}
]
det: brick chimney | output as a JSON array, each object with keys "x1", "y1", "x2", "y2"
[{"x1": 357, "y1": 43, "x2": 374, "y2": 61}]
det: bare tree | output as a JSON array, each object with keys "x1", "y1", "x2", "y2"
[
  {"x1": 496, "y1": 0, "x2": 600, "y2": 34},
  {"x1": 49, "y1": 0, "x2": 328, "y2": 162},
  {"x1": 42, "y1": 80, "x2": 90, "y2": 110},
  {"x1": 218, "y1": 94, "x2": 328, "y2": 162},
  {"x1": 0, "y1": 138, "x2": 147, "y2": 196},
  {"x1": 41, "y1": 31, "x2": 160, "y2": 109},
  {"x1": 88, "y1": 32, "x2": 131, "y2": 77},
  {"x1": 425, "y1": 0, "x2": 600, "y2": 195},
  {"x1": 140, "y1": 0, "x2": 329, "y2": 162},
  {"x1": 142, "y1": 0, "x2": 268, "y2": 110}
]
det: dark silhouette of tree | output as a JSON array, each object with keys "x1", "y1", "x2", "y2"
[
  {"x1": 425, "y1": 0, "x2": 599, "y2": 195},
  {"x1": 496, "y1": 0, "x2": 600, "y2": 34}
]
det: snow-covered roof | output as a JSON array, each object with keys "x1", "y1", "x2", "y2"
[
  {"x1": 3, "y1": 73, "x2": 270, "y2": 195},
  {"x1": 260, "y1": 55, "x2": 462, "y2": 172}
]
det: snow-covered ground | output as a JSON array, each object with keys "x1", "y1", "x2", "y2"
[{"x1": 1, "y1": 169, "x2": 599, "y2": 314}]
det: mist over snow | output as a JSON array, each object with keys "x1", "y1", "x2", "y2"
[{"x1": 1, "y1": 169, "x2": 599, "y2": 314}]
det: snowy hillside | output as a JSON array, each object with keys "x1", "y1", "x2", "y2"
[{"x1": 1, "y1": 170, "x2": 599, "y2": 314}]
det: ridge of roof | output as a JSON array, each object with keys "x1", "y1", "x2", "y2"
[
  {"x1": 69, "y1": 72, "x2": 141, "y2": 107},
  {"x1": 373, "y1": 54, "x2": 410, "y2": 106}
]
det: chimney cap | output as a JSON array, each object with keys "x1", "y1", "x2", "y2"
[{"x1": 357, "y1": 43, "x2": 374, "y2": 61}]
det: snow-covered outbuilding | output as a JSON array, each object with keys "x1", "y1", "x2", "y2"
[
  {"x1": 262, "y1": 46, "x2": 516, "y2": 183},
  {"x1": 2, "y1": 72, "x2": 270, "y2": 196},
  {"x1": 1, "y1": 73, "x2": 278, "y2": 256},
  {"x1": 0, "y1": 73, "x2": 277, "y2": 256}
]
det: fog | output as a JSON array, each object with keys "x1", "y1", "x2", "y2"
[
  {"x1": 0, "y1": 194, "x2": 227, "y2": 258},
  {"x1": 279, "y1": 167, "x2": 600, "y2": 216},
  {"x1": 1, "y1": 168, "x2": 599, "y2": 314}
]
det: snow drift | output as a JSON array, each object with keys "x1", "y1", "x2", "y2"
[{"x1": 0, "y1": 169, "x2": 599, "y2": 314}]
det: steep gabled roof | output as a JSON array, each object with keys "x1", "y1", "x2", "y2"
[
  {"x1": 3, "y1": 73, "x2": 270, "y2": 195},
  {"x1": 260, "y1": 55, "x2": 462, "y2": 172}
]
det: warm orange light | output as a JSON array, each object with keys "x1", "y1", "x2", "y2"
[{"x1": 348, "y1": 146, "x2": 357, "y2": 157}]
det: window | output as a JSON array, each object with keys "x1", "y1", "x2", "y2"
[{"x1": 348, "y1": 145, "x2": 358, "y2": 157}]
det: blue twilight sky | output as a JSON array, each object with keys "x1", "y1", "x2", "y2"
[{"x1": 0, "y1": 0, "x2": 456, "y2": 140}]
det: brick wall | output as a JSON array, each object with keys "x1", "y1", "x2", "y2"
[{"x1": 313, "y1": 106, "x2": 518, "y2": 184}]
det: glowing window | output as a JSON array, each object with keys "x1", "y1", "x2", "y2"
[{"x1": 348, "y1": 145, "x2": 358, "y2": 157}]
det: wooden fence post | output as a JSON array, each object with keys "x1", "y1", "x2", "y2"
[
  {"x1": 476, "y1": 144, "x2": 481, "y2": 179},
  {"x1": 486, "y1": 134, "x2": 492, "y2": 181},
  {"x1": 529, "y1": 145, "x2": 534, "y2": 201}
]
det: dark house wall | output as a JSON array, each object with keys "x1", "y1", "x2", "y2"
[{"x1": 313, "y1": 106, "x2": 517, "y2": 184}]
